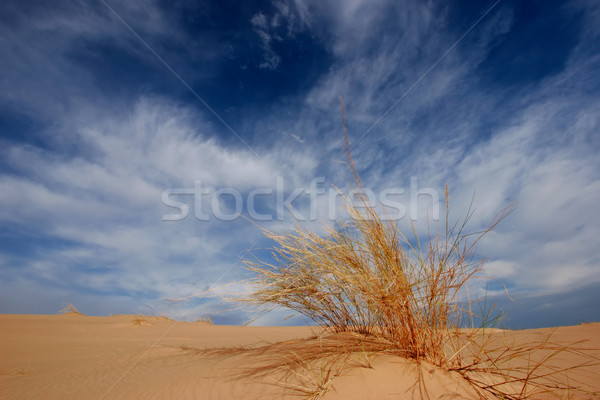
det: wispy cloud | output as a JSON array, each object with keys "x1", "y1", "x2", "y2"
[
  {"x1": 0, "y1": 95, "x2": 317, "y2": 319},
  {"x1": 251, "y1": 12, "x2": 282, "y2": 70}
]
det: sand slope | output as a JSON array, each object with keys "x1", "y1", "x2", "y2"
[{"x1": 1, "y1": 314, "x2": 598, "y2": 399}]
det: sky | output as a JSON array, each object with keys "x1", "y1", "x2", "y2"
[{"x1": 0, "y1": 0, "x2": 599, "y2": 329}]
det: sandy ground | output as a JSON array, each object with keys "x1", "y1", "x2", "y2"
[{"x1": 1, "y1": 314, "x2": 599, "y2": 399}]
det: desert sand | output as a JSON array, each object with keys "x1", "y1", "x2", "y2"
[{"x1": 1, "y1": 314, "x2": 599, "y2": 399}]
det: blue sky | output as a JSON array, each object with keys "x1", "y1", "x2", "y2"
[{"x1": 1, "y1": 0, "x2": 599, "y2": 328}]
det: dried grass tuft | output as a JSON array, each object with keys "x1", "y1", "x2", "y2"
[
  {"x1": 59, "y1": 303, "x2": 84, "y2": 315},
  {"x1": 240, "y1": 98, "x2": 598, "y2": 398}
]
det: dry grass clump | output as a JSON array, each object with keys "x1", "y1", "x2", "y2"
[
  {"x1": 59, "y1": 303, "x2": 85, "y2": 315},
  {"x1": 242, "y1": 98, "x2": 597, "y2": 398},
  {"x1": 196, "y1": 316, "x2": 214, "y2": 324},
  {"x1": 246, "y1": 99, "x2": 507, "y2": 368},
  {"x1": 245, "y1": 197, "x2": 505, "y2": 368},
  {"x1": 132, "y1": 316, "x2": 149, "y2": 326}
]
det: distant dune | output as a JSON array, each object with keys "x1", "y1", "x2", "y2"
[{"x1": 1, "y1": 314, "x2": 598, "y2": 399}]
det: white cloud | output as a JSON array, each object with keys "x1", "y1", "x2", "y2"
[
  {"x1": 251, "y1": 12, "x2": 282, "y2": 70},
  {"x1": 0, "y1": 96, "x2": 320, "y2": 316}
]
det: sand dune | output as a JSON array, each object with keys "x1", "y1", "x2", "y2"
[{"x1": 1, "y1": 314, "x2": 598, "y2": 399}]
